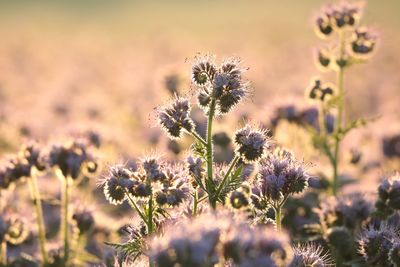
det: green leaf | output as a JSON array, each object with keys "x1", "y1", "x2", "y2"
[
  {"x1": 191, "y1": 141, "x2": 207, "y2": 160},
  {"x1": 105, "y1": 238, "x2": 144, "y2": 258},
  {"x1": 218, "y1": 165, "x2": 244, "y2": 202},
  {"x1": 338, "y1": 116, "x2": 379, "y2": 139}
]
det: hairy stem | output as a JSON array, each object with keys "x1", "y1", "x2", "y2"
[
  {"x1": 189, "y1": 130, "x2": 207, "y2": 146},
  {"x1": 206, "y1": 99, "x2": 216, "y2": 208},
  {"x1": 274, "y1": 205, "x2": 282, "y2": 232},
  {"x1": 61, "y1": 176, "x2": 71, "y2": 264},
  {"x1": 332, "y1": 30, "x2": 346, "y2": 196},
  {"x1": 28, "y1": 172, "x2": 48, "y2": 265},
  {"x1": 124, "y1": 189, "x2": 147, "y2": 224},
  {"x1": 148, "y1": 194, "x2": 154, "y2": 235}
]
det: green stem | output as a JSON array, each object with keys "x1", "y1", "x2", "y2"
[
  {"x1": 274, "y1": 205, "x2": 282, "y2": 232},
  {"x1": 148, "y1": 194, "x2": 154, "y2": 235},
  {"x1": 214, "y1": 155, "x2": 240, "y2": 202},
  {"x1": 0, "y1": 241, "x2": 6, "y2": 266},
  {"x1": 332, "y1": 30, "x2": 346, "y2": 196},
  {"x1": 61, "y1": 176, "x2": 70, "y2": 264},
  {"x1": 189, "y1": 130, "x2": 207, "y2": 146},
  {"x1": 192, "y1": 189, "x2": 199, "y2": 216},
  {"x1": 124, "y1": 189, "x2": 147, "y2": 224},
  {"x1": 28, "y1": 172, "x2": 48, "y2": 264},
  {"x1": 206, "y1": 99, "x2": 216, "y2": 208}
]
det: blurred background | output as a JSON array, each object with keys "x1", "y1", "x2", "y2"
[{"x1": 0, "y1": 0, "x2": 399, "y2": 161}]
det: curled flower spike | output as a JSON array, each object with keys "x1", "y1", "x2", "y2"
[
  {"x1": 102, "y1": 164, "x2": 133, "y2": 205},
  {"x1": 289, "y1": 244, "x2": 333, "y2": 267},
  {"x1": 256, "y1": 148, "x2": 309, "y2": 203},
  {"x1": 157, "y1": 97, "x2": 194, "y2": 139},
  {"x1": 307, "y1": 79, "x2": 335, "y2": 102},
  {"x1": 0, "y1": 213, "x2": 29, "y2": 245},
  {"x1": 351, "y1": 27, "x2": 378, "y2": 56},
  {"x1": 192, "y1": 55, "x2": 249, "y2": 114},
  {"x1": 48, "y1": 139, "x2": 98, "y2": 179},
  {"x1": 315, "y1": 47, "x2": 332, "y2": 70},
  {"x1": 358, "y1": 224, "x2": 400, "y2": 267},
  {"x1": 234, "y1": 125, "x2": 269, "y2": 163}
]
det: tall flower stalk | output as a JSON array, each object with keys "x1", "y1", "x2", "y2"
[
  {"x1": 307, "y1": 1, "x2": 378, "y2": 195},
  {"x1": 27, "y1": 170, "x2": 48, "y2": 264}
]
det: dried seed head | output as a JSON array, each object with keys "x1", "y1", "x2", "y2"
[
  {"x1": 157, "y1": 97, "x2": 194, "y2": 139},
  {"x1": 234, "y1": 125, "x2": 269, "y2": 163}
]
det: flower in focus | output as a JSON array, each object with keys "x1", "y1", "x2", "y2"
[
  {"x1": 234, "y1": 125, "x2": 269, "y2": 163},
  {"x1": 157, "y1": 97, "x2": 194, "y2": 139}
]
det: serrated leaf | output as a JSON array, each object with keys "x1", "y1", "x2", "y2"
[
  {"x1": 218, "y1": 165, "x2": 244, "y2": 202},
  {"x1": 105, "y1": 238, "x2": 144, "y2": 258}
]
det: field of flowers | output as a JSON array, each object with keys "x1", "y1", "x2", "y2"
[{"x1": 1, "y1": 1, "x2": 400, "y2": 266}]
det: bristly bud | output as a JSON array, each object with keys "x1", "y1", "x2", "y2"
[
  {"x1": 289, "y1": 243, "x2": 333, "y2": 267},
  {"x1": 307, "y1": 78, "x2": 335, "y2": 102},
  {"x1": 234, "y1": 125, "x2": 269, "y2": 163},
  {"x1": 351, "y1": 27, "x2": 378, "y2": 56},
  {"x1": 157, "y1": 97, "x2": 194, "y2": 139},
  {"x1": 256, "y1": 148, "x2": 309, "y2": 203}
]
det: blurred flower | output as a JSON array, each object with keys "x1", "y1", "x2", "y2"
[
  {"x1": 358, "y1": 224, "x2": 400, "y2": 267},
  {"x1": 376, "y1": 173, "x2": 400, "y2": 218},
  {"x1": 383, "y1": 134, "x2": 400, "y2": 158},
  {"x1": 351, "y1": 27, "x2": 378, "y2": 56},
  {"x1": 307, "y1": 79, "x2": 335, "y2": 102},
  {"x1": 72, "y1": 208, "x2": 95, "y2": 235},
  {"x1": 48, "y1": 139, "x2": 98, "y2": 179}
]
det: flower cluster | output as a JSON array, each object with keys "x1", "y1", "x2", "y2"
[
  {"x1": 157, "y1": 97, "x2": 194, "y2": 139},
  {"x1": 102, "y1": 158, "x2": 189, "y2": 207},
  {"x1": 358, "y1": 225, "x2": 400, "y2": 267},
  {"x1": 234, "y1": 125, "x2": 269, "y2": 162},
  {"x1": 48, "y1": 139, "x2": 98, "y2": 179},
  {"x1": 192, "y1": 55, "x2": 249, "y2": 114},
  {"x1": 148, "y1": 211, "x2": 296, "y2": 267},
  {"x1": 253, "y1": 148, "x2": 309, "y2": 204},
  {"x1": 315, "y1": 2, "x2": 363, "y2": 38},
  {"x1": 375, "y1": 173, "x2": 400, "y2": 218}
]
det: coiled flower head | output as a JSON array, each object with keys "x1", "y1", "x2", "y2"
[
  {"x1": 48, "y1": 139, "x2": 98, "y2": 179},
  {"x1": 256, "y1": 148, "x2": 309, "y2": 203},
  {"x1": 101, "y1": 164, "x2": 133, "y2": 205},
  {"x1": 192, "y1": 55, "x2": 249, "y2": 114},
  {"x1": 289, "y1": 244, "x2": 333, "y2": 267},
  {"x1": 0, "y1": 213, "x2": 29, "y2": 245},
  {"x1": 157, "y1": 97, "x2": 194, "y2": 139},
  {"x1": 307, "y1": 78, "x2": 335, "y2": 102},
  {"x1": 351, "y1": 27, "x2": 378, "y2": 56},
  {"x1": 226, "y1": 184, "x2": 251, "y2": 211},
  {"x1": 234, "y1": 125, "x2": 269, "y2": 162}
]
